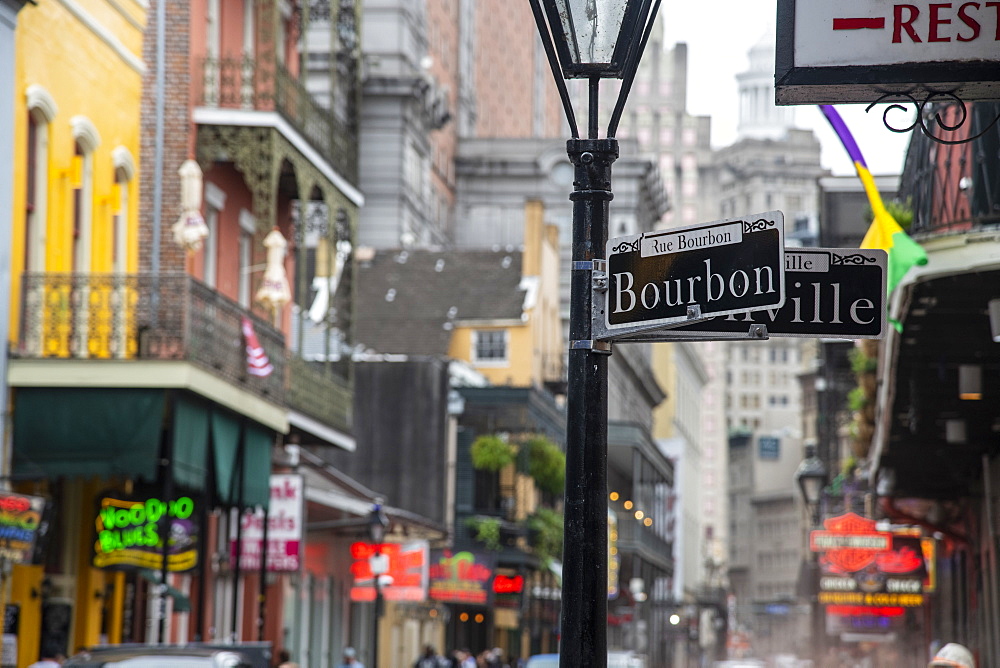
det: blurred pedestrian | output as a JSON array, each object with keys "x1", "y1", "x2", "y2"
[
  {"x1": 337, "y1": 647, "x2": 365, "y2": 668},
  {"x1": 27, "y1": 643, "x2": 63, "y2": 668},
  {"x1": 414, "y1": 644, "x2": 448, "y2": 668},
  {"x1": 929, "y1": 643, "x2": 975, "y2": 668}
]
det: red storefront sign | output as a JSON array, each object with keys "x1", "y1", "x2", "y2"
[
  {"x1": 810, "y1": 512, "x2": 892, "y2": 572},
  {"x1": 350, "y1": 541, "x2": 428, "y2": 602},
  {"x1": 428, "y1": 550, "x2": 493, "y2": 604}
]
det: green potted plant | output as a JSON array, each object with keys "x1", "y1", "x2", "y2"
[{"x1": 470, "y1": 434, "x2": 516, "y2": 472}]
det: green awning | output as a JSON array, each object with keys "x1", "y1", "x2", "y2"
[
  {"x1": 211, "y1": 410, "x2": 241, "y2": 505},
  {"x1": 13, "y1": 388, "x2": 273, "y2": 509},
  {"x1": 242, "y1": 422, "x2": 274, "y2": 508},
  {"x1": 12, "y1": 388, "x2": 164, "y2": 481},
  {"x1": 211, "y1": 410, "x2": 272, "y2": 509},
  {"x1": 172, "y1": 395, "x2": 210, "y2": 491}
]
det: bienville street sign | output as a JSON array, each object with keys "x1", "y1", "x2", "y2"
[{"x1": 665, "y1": 248, "x2": 888, "y2": 339}]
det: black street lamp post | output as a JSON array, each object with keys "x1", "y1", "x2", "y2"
[
  {"x1": 795, "y1": 445, "x2": 828, "y2": 662},
  {"x1": 368, "y1": 500, "x2": 389, "y2": 668},
  {"x1": 528, "y1": 2, "x2": 660, "y2": 666}
]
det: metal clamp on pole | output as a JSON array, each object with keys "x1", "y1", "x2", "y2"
[{"x1": 570, "y1": 340, "x2": 613, "y2": 354}]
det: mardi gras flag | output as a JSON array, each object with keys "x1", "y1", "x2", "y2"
[
  {"x1": 241, "y1": 316, "x2": 274, "y2": 377},
  {"x1": 819, "y1": 105, "x2": 927, "y2": 297}
]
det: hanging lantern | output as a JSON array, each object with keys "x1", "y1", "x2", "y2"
[{"x1": 256, "y1": 227, "x2": 292, "y2": 313}]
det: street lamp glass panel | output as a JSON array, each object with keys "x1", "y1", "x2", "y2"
[
  {"x1": 799, "y1": 475, "x2": 824, "y2": 506},
  {"x1": 543, "y1": 0, "x2": 644, "y2": 78}
]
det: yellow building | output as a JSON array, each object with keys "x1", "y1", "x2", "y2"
[
  {"x1": 7, "y1": 1, "x2": 146, "y2": 664},
  {"x1": 353, "y1": 199, "x2": 564, "y2": 391}
]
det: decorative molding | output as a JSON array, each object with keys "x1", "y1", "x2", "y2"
[
  {"x1": 26, "y1": 84, "x2": 58, "y2": 123},
  {"x1": 70, "y1": 115, "x2": 101, "y2": 153},
  {"x1": 55, "y1": 0, "x2": 146, "y2": 75},
  {"x1": 192, "y1": 107, "x2": 363, "y2": 206},
  {"x1": 111, "y1": 146, "x2": 136, "y2": 181}
]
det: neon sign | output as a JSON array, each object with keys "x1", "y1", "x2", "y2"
[
  {"x1": 428, "y1": 550, "x2": 493, "y2": 604},
  {"x1": 0, "y1": 492, "x2": 47, "y2": 564},
  {"x1": 93, "y1": 496, "x2": 198, "y2": 572}
]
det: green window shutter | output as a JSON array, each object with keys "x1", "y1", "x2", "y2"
[
  {"x1": 211, "y1": 410, "x2": 241, "y2": 505},
  {"x1": 172, "y1": 394, "x2": 210, "y2": 491},
  {"x1": 241, "y1": 422, "x2": 273, "y2": 509}
]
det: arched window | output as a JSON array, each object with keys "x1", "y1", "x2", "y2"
[
  {"x1": 70, "y1": 116, "x2": 100, "y2": 274},
  {"x1": 25, "y1": 85, "x2": 57, "y2": 273},
  {"x1": 111, "y1": 147, "x2": 136, "y2": 274}
]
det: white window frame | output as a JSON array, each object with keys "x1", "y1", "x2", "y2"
[
  {"x1": 204, "y1": 182, "x2": 226, "y2": 289},
  {"x1": 238, "y1": 208, "x2": 255, "y2": 307},
  {"x1": 111, "y1": 146, "x2": 135, "y2": 274},
  {"x1": 471, "y1": 329, "x2": 508, "y2": 366},
  {"x1": 25, "y1": 86, "x2": 56, "y2": 273}
]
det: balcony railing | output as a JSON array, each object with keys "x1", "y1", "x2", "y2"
[
  {"x1": 199, "y1": 56, "x2": 358, "y2": 184},
  {"x1": 900, "y1": 101, "x2": 1000, "y2": 235},
  {"x1": 287, "y1": 357, "x2": 352, "y2": 435},
  {"x1": 615, "y1": 510, "x2": 673, "y2": 570},
  {"x1": 17, "y1": 273, "x2": 285, "y2": 403}
]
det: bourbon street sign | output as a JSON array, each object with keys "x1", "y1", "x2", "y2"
[
  {"x1": 602, "y1": 212, "x2": 785, "y2": 335},
  {"x1": 665, "y1": 248, "x2": 888, "y2": 340},
  {"x1": 776, "y1": 0, "x2": 1000, "y2": 103}
]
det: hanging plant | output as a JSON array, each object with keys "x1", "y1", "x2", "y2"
[
  {"x1": 848, "y1": 347, "x2": 878, "y2": 375},
  {"x1": 466, "y1": 516, "x2": 502, "y2": 551},
  {"x1": 470, "y1": 434, "x2": 516, "y2": 472},
  {"x1": 526, "y1": 436, "x2": 566, "y2": 496},
  {"x1": 848, "y1": 387, "x2": 869, "y2": 413},
  {"x1": 527, "y1": 507, "x2": 563, "y2": 564}
]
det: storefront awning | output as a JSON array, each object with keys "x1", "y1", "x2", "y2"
[
  {"x1": 13, "y1": 388, "x2": 272, "y2": 509},
  {"x1": 13, "y1": 388, "x2": 164, "y2": 481}
]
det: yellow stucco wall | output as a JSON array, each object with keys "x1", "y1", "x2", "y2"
[
  {"x1": 446, "y1": 201, "x2": 563, "y2": 388},
  {"x1": 7, "y1": 1, "x2": 146, "y2": 657},
  {"x1": 10, "y1": 0, "x2": 146, "y2": 341}
]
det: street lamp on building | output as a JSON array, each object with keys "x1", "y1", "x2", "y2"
[
  {"x1": 368, "y1": 500, "x2": 389, "y2": 668},
  {"x1": 795, "y1": 443, "x2": 828, "y2": 526},
  {"x1": 529, "y1": 1, "x2": 661, "y2": 665}
]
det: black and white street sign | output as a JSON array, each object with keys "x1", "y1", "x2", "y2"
[
  {"x1": 667, "y1": 248, "x2": 888, "y2": 339},
  {"x1": 604, "y1": 212, "x2": 785, "y2": 331},
  {"x1": 775, "y1": 0, "x2": 1000, "y2": 103}
]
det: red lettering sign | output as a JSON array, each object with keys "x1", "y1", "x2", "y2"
[{"x1": 493, "y1": 575, "x2": 524, "y2": 594}]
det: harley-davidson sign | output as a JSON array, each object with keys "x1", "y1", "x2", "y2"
[{"x1": 810, "y1": 512, "x2": 892, "y2": 572}]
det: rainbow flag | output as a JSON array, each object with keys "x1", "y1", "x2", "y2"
[{"x1": 819, "y1": 105, "x2": 927, "y2": 298}]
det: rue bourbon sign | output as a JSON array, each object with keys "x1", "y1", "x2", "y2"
[
  {"x1": 667, "y1": 248, "x2": 888, "y2": 339},
  {"x1": 776, "y1": 0, "x2": 1000, "y2": 103},
  {"x1": 605, "y1": 212, "x2": 785, "y2": 331}
]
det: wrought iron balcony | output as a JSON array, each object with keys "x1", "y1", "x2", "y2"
[
  {"x1": 286, "y1": 357, "x2": 352, "y2": 436},
  {"x1": 615, "y1": 510, "x2": 673, "y2": 571},
  {"x1": 899, "y1": 102, "x2": 1000, "y2": 236},
  {"x1": 198, "y1": 56, "x2": 358, "y2": 184},
  {"x1": 16, "y1": 273, "x2": 286, "y2": 403}
]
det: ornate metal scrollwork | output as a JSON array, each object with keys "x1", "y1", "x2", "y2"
[
  {"x1": 832, "y1": 253, "x2": 876, "y2": 266},
  {"x1": 611, "y1": 239, "x2": 641, "y2": 254},
  {"x1": 866, "y1": 92, "x2": 1000, "y2": 145},
  {"x1": 743, "y1": 218, "x2": 776, "y2": 233}
]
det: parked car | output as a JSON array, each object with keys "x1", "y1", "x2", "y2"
[
  {"x1": 527, "y1": 652, "x2": 645, "y2": 668},
  {"x1": 525, "y1": 654, "x2": 559, "y2": 668},
  {"x1": 63, "y1": 644, "x2": 270, "y2": 668}
]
